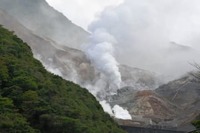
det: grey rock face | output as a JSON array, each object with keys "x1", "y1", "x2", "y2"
[
  {"x1": 108, "y1": 75, "x2": 200, "y2": 128},
  {"x1": 119, "y1": 65, "x2": 161, "y2": 90},
  {"x1": 156, "y1": 75, "x2": 200, "y2": 125},
  {"x1": 0, "y1": 0, "x2": 89, "y2": 49}
]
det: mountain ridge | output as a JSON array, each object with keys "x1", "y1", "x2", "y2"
[{"x1": 0, "y1": 0, "x2": 89, "y2": 49}]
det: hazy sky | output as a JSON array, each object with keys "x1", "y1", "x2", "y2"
[
  {"x1": 46, "y1": 0, "x2": 200, "y2": 81},
  {"x1": 46, "y1": 0, "x2": 123, "y2": 30}
]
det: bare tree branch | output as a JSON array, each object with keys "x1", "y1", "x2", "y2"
[{"x1": 189, "y1": 62, "x2": 200, "y2": 80}]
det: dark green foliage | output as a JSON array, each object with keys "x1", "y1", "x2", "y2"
[
  {"x1": 190, "y1": 65, "x2": 200, "y2": 133},
  {"x1": 192, "y1": 115, "x2": 200, "y2": 133},
  {"x1": 0, "y1": 97, "x2": 38, "y2": 133},
  {"x1": 0, "y1": 25, "x2": 125, "y2": 133},
  {"x1": 193, "y1": 120, "x2": 200, "y2": 129}
]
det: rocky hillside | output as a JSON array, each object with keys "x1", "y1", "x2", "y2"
[
  {"x1": 108, "y1": 74, "x2": 200, "y2": 131},
  {"x1": 156, "y1": 75, "x2": 200, "y2": 126},
  {"x1": 0, "y1": 0, "x2": 89, "y2": 49},
  {"x1": 109, "y1": 87, "x2": 180, "y2": 126},
  {"x1": 0, "y1": 25, "x2": 125, "y2": 133}
]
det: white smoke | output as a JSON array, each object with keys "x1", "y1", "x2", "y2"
[
  {"x1": 100, "y1": 100, "x2": 114, "y2": 116},
  {"x1": 88, "y1": 0, "x2": 200, "y2": 81},
  {"x1": 113, "y1": 105, "x2": 132, "y2": 120},
  {"x1": 100, "y1": 100, "x2": 132, "y2": 120},
  {"x1": 84, "y1": 28, "x2": 121, "y2": 88}
]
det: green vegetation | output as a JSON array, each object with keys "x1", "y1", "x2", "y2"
[
  {"x1": 0, "y1": 25, "x2": 125, "y2": 133},
  {"x1": 190, "y1": 65, "x2": 200, "y2": 133},
  {"x1": 192, "y1": 115, "x2": 200, "y2": 133},
  {"x1": 192, "y1": 122, "x2": 200, "y2": 133},
  {"x1": 190, "y1": 63, "x2": 200, "y2": 133}
]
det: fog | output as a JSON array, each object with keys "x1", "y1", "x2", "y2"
[
  {"x1": 46, "y1": 0, "x2": 124, "y2": 30},
  {"x1": 88, "y1": 0, "x2": 200, "y2": 80}
]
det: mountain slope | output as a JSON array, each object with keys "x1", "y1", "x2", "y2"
[
  {"x1": 107, "y1": 74, "x2": 200, "y2": 130},
  {"x1": 0, "y1": 26, "x2": 125, "y2": 133},
  {"x1": 0, "y1": 0, "x2": 89, "y2": 49},
  {"x1": 0, "y1": 9, "x2": 94, "y2": 83},
  {"x1": 156, "y1": 75, "x2": 200, "y2": 126},
  {"x1": 109, "y1": 88, "x2": 180, "y2": 127}
]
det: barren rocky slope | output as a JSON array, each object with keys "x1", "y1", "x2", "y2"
[
  {"x1": 156, "y1": 75, "x2": 200, "y2": 126},
  {"x1": 0, "y1": 0, "x2": 88, "y2": 49},
  {"x1": 108, "y1": 75, "x2": 199, "y2": 131}
]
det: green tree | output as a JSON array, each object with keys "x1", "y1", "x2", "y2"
[{"x1": 0, "y1": 25, "x2": 125, "y2": 133}]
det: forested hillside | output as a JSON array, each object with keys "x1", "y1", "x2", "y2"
[{"x1": 0, "y1": 25, "x2": 125, "y2": 133}]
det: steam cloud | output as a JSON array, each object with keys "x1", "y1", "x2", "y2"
[
  {"x1": 112, "y1": 105, "x2": 132, "y2": 120},
  {"x1": 85, "y1": 28, "x2": 121, "y2": 88},
  {"x1": 84, "y1": 0, "x2": 200, "y2": 119},
  {"x1": 89, "y1": 0, "x2": 200, "y2": 80},
  {"x1": 33, "y1": 0, "x2": 200, "y2": 120},
  {"x1": 100, "y1": 100, "x2": 132, "y2": 120},
  {"x1": 100, "y1": 100, "x2": 114, "y2": 116}
]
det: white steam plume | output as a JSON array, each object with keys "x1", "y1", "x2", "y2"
[
  {"x1": 84, "y1": 28, "x2": 121, "y2": 88},
  {"x1": 100, "y1": 100, "x2": 132, "y2": 120},
  {"x1": 100, "y1": 100, "x2": 114, "y2": 116},
  {"x1": 89, "y1": 0, "x2": 200, "y2": 81},
  {"x1": 113, "y1": 105, "x2": 132, "y2": 120}
]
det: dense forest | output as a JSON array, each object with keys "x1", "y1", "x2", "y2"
[{"x1": 0, "y1": 25, "x2": 125, "y2": 133}]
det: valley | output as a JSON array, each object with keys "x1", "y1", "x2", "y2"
[{"x1": 0, "y1": 0, "x2": 199, "y2": 132}]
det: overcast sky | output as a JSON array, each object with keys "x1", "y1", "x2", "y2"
[{"x1": 46, "y1": 0, "x2": 123, "y2": 30}]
